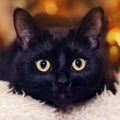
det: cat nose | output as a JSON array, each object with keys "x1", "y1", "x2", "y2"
[{"x1": 55, "y1": 75, "x2": 71, "y2": 88}]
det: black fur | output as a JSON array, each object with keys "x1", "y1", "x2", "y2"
[{"x1": 1, "y1": 7, "x2": 116, "y2": 108}]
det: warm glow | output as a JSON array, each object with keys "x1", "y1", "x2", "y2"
[
  {"x1": 44, "y1": 1, "x2": 57, "y2": 15},
  {"x1": 107, "y1": 0, "x2": 119, "y2": 8},
  {"x1": 106, "y1": 28, "x2": 120, "y2": 46},
  {"x1": 109, "y1": 46, "x2": 119, "y2": 56},
  {"x1": 115, "y1": 34, "x2": 120, "y2": 46}
]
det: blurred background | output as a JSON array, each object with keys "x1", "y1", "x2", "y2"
[{"x1": 0, "y1": 0, "x2": 119, "y2": 68}]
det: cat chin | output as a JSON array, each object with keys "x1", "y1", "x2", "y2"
[
  {"x1": 39, "y1": 89, "x2": 71, "y2": 108},
  {"x1": 51, "y1": 94, "x2": 72, "y2": 108}
]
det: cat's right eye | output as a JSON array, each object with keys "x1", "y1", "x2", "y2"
[
  {"x1": 35, "y1": 59, "x2": 51, "y2": 72},
  {"x1": 72, "y1": 58, "x2": 87, "y2": 71}
]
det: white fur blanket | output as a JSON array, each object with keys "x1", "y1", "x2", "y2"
[{"x1": 0, "y1": 72, "x2": 120, "y2": 120}]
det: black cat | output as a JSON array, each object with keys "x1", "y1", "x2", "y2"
[{"x1": 1, "y1": 7, "x2": 116, "y2": 108}]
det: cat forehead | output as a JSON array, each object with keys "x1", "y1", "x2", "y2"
[{"x1": 48, "y1": 27, "x2": 70, "y2": 39}]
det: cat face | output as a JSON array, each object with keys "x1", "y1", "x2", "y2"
[{"x1": 11, "y1": 7, "x2": 105, "y2": 108}]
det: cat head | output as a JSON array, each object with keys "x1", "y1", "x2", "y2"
[{"x1": 12, "y1": 7, "x2": 105, "y2": 108}]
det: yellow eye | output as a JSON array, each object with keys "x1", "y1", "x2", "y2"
[
  {"x1": 35, "y1": 59, "x2": 51, "y2": 72},
  {"x1": 72, "y1": 58, "x2": 87, "y2": 71}
]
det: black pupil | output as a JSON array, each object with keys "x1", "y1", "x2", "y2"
[
  {"x1": 40, "y1": 60, "x2": 47, "y2": 69},
  {"x1": 75, "y1": 59, "x2": 81, "y2": 67}
]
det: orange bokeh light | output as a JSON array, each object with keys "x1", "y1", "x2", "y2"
[
  {"x1": 44, "y1": 1, "x2": 57, "y2": 15},
  {"x1": 109, "y1": 46, "x2": 119, "y2": 56},
  {"x1": 109, "y1": 45, "x2": 120, "y2": 63},
  {"x1": 106, "y1": 28, "x2": 120, "y2": 47},
  {"x1": 115, "y1": 33, "x2": 120, "y2": 46}
]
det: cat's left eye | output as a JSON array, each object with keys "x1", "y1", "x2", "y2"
[
  {"x1": 35, "y1": 59, "x2": 51, "y2": 72},
  {"x1": 72, "y1": 58, "x2": 87, "y2": 71}
]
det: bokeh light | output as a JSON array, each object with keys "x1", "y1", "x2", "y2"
[
  {"x1": 44, "y1": 1, "x2": 57, "y2": 15},
  {"x1": 115, "y1": 33, "x2": 120, "y2": 46},
  {"x1": 109, "y1": 45, "x2": 120, "y2": 63},
  {"x1": 109, "y1": 46, "x2": 119, "y2": 56},
  {"x1": 106, "y1": 27, "x2": 120, "y2": 46},
  {"x1": 106, "y1": 27, "x2": 120, "y2": 64}
]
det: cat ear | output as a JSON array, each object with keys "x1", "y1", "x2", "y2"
[
  {"x1": 14, "y1": 8, "x2": 41, "y2": 49},
  {"x1": 75, "y1": 7, "x2": 104, "y2": 48}
]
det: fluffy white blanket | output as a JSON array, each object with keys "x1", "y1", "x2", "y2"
[{"x1": 0, "y1": 72, "x2": 120, "y2": 120}]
